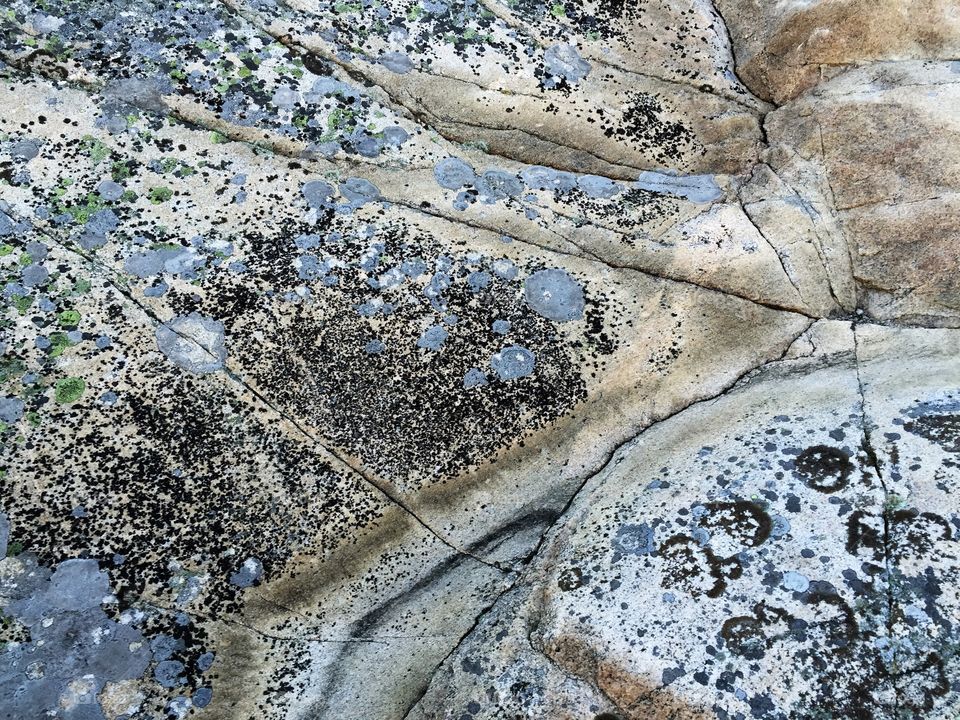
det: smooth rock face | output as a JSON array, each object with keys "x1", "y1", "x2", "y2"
[{"x1": 0, "y1": 1, "x2": 957, "y2": 720}]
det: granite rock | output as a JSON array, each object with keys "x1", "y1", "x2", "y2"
[{"x1": 0, "y1": 1, "x2": 957, "y2": 718}]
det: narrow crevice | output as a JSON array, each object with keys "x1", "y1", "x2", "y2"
[
  {"x1": 519, "y1": 311, "x2": 813, "y2": 595},
  {"x1": 469, "y1": 0, "x2": 767, "y2": 113},
  {"x1": 834, "y1": 192, "x2": 951, "y2": 214},
  {"x1": 736, "y1": 189, "x2": 809, "y2": 307},
  {"x1": 221, "y1": 0, "x2": 724, "y2": 181},
  {"x1": 4, "y1": 46, "x2": 818, "y2": 320},
  {"x1": 707, "y1": 0, "x2": 774, "y2": 110},
  {"x1": 412, "y1": 97, "x2": 676, "y2": 178},
  {"x1": 6, "y1": 37, "x2": 689, "y2": 184},
  {"x1": 749, "y1": 151, "x2": 855, "y2": 314},
  {"x1": 397, "y1": 577, "x2": 517, "y2": 720},
  {"x1": 851, "y1": 322, "x2": 902, "y2": 716},
  {"x1": 400, "y1": 84, "x2": 648, "y2": 180},
  {"x1": 218, "y1": 615, "x2": 454, "y2": 646},
  {"x1": 523, "y1": 622, "x2": 626, "y2": 715}
]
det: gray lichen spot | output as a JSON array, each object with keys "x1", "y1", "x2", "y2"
[
  {"x1": 271, "y1": 86, "x2": 299, "y2": 109},
  {"x1": 194, "y1": 687, "x2": 214, "y2": 708},
  {"x1": 20, "y1": 263, "x2": 49, "y2": 288},
  {"x1": 476, "y1": 170, "x2": 523, "y2": 201},
  {"x1": 417, "y1": 325, "x2": 449, "y2": 351},
  {"x1": 301, "y1": 179, "x2": 335, "y2": 208},
  {"x1": 781, "y1": 571, "x2": 810, "y2": 592},
  {"x1": 383, "y1": 126, "x2": 409, "y2": 147},
  {"x1": 523, "y1": 269, "x2": 585, "y2": 322},
  {"x1": 25, "y1": 242, "x2": 48, "y2": 261},
  {"x1": 543, "y1": 44, "x2": 591, "y2": 86},
  {"x1": 577, "y1": 174, "x2": 622, "y2": 199},
  {"x1": 467, "y1": 271, "x2": 491, "y2": 292},
  {"x1": 229, "y1": 557, "x2": 263, "y2": 588},
  {"x1": 97, "y1": 179, "x2": 124, "y2": 201},
  {"x1": 379, "y1": 51, "x2": 414, "y2": 74},
  {"x1": 364, "y1": 339, "x2": 385, "y2": 354},
  {"x1": 340, "y1": 177, "x2": 381, "y2": 206},
  {"x1": 521, "y1": 165, "x2": 577, "y2": 193},
  {"x1": 463, "y1": 367, "x2": 488, "y2": 389},
  {"x1": 1, "y1": 557, "x2": 151, "y2": 717},
  {"x1": 635, "y1": 171, "x2": 723, "y2": 203},
  {"x1": 613, "y1": 523, "x2": 656, "y2": 558},
  {"x1": 0, "y1": 395, "x2": 25, "y2": 423},
  {"x1": 434, "y1": 157, "x2": 477, "y2": 190},
  {"x1": 9, "y1": 139, "x2": 39, "y2": 161},
  {"x1": 490, "y1": 258, "x2": 518, "y2": 281},
  {"x1": 156, "y1": 313, "x2": 227, "y2": 374},
  {"x1": 490, "y1": 345, "x2": 535, "y2": 381},
  {"x1": 0, "y1": 216, "x2": 11, "y2": 238},
  {"x1": 155, "y1": 660, "x2": 186, "y2": 688},
  {"x1": 125, "y1": 247, "x2": 192, "y2": 278},
  {"x1": 103, "y1": 78, "x2": 168, "y2": 113},
  {"x1": 0, "y1": 510, "x2": 8, "y2": 558},
  {"x1": 196, "y1": 653, "x2": 215, "y2": 672}
]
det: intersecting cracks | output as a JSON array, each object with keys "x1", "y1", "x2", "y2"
[
  {"x1": 223, "y1": 0, "x2": 741, "y2": 180},
  {"x1": 421, "y1": 88, "x2": 692, "y2": 177},
  {"x1": 707, "y1": 0, "x2": 765, "y2": 105},
  {"x1": 402, "y1": 194, "x2": 818, "y2": 317},
  {"x1": 736, "y1": 163, "x2": 849, "y2": 312},
  {"x1": 735, "y1": 187, "x2": 808, "y2": 305},
  {"x1": 396, "y1": 581, "x2": 516, "y2": 720},
  {"x1": 752, "y1": 151, "x2": 855, "y2": 308},
  {"x1": 3, "y1": 41, "x2": 825, "y2": 320},
  {"x1": 252, "y1": 27, "x2": 655, "y2": 176},
  {"x1": 524, "y1": 621, "x2": 626, "y2": 716},
  {"x1": 394, "y1": 80, "x2": 646, "y2": 180}
]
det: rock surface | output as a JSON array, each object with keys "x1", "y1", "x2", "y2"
[{"x1": 0, "y1": 1, "x2": 957, "y2": 719}]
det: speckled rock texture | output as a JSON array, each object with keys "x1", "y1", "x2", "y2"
[{"x1": 0, "y1": 2, "x2": 957, "y2": 719}]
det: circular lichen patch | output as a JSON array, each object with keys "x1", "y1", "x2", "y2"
[
  {"x1": 58, "y1": 309, "x2": 81, "y2": 327},
  {"x1": 54, "y1": 377, "x2": 86, "y2": 404}
]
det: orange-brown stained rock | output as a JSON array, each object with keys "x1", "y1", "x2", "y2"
[{"x1": 717, "y1": 0, "x2": 960, "y2": 103}]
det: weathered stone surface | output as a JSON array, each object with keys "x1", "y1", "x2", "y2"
[
  {"x1": 765, "y1": 62, "x2": 960, "y2": 327},
  {"x1": 0, "y1": 76, "x2": 812, "y2": 569},
  {"x1": 230, "y1": 0, "x2": 766, "y2": 178},
  {"x1": 716, "y1": 0, "x2": 960, "y2": 103},
  {"x1": 0, "y1": 0, "x2": 957, "y2": 718},
  {"x1": 411, "y1": 322, "x2": 960, "y2": 718}
]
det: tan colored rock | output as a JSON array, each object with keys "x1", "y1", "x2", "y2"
[
  {"x1": 1, "y1": 0, "x2": 957, "y2": 718},
  {"x1": 716, "y1": 0, "x2": 960, "y2": 103},
  {"x1": 99, "y1": 680, "x2": 146, "y2": 719},
  {"x1": 766, "y1": 61, "x2": 960, "y2": 326},
  {"x1": 0, "y1": 61, "x2": 809, "y2": 720},
  {"x1": 738, "y1": 162, "x2": 857, "y2": 317},
  {"x1": 0, "y1": 76, "x2": 813, "y2": 568},
  {"x1": 231, "y1": 0, "x2": 766, "y2": 178}
]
